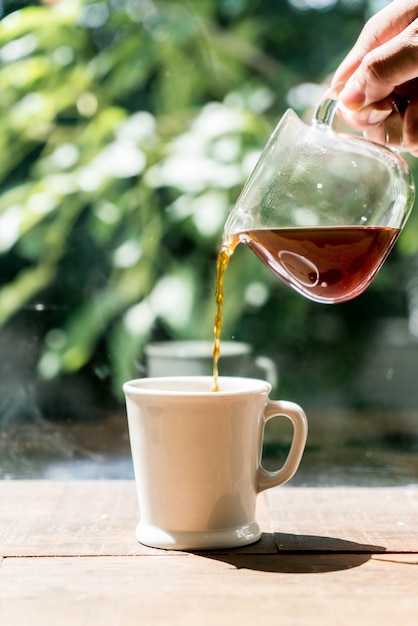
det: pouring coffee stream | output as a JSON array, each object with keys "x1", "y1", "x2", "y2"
[
  {"x1": 212, "y1": 86, "x2": 415, "y2": 392},
  {"x1": 212, "y1": 238, "x2": 238, "y2": 392}
]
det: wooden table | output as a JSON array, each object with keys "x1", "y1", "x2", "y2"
[{"x1": 1, "y1": 481, "x2": 417, "y2": 625}]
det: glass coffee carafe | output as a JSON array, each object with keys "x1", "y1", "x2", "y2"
[{"x1": 223, "y1": 85, "x2": 415, "y2": 304}]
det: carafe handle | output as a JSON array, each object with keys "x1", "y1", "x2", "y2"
[
  {"x1": 312, "y1": 83, "x2": 343, "y2": 128},
  {"x1": 312, "y1": 82, "x2": 404, "y2": 150}
]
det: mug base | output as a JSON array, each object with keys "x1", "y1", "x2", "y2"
[{"x1": 136, "y1": 520, "x2": 262, "y2": 551}]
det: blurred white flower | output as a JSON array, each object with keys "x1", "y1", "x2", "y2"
[
  {"x1": 26, "y1": 192, "x2": 57, "y2": 215},
  {"x1": 124, "y1": 300, "x2": 155, "y2": 335},
  {"x1": 168, "y1": 194, "x2": 195, "y2": 221},
  {"x1": 38, "y1": 352, "x2": 62, "y2": 380},
  {"x1": 192, "y1": 191, "x2": 228, "y2": 236},
  {"x1": 192, "y1": 102, "x2": 246, "y2": 139},
  {"x1": 286, "y1": 82, "x2": 325, "y2": 110},
  {"x1": 113, "y1": 241, "x2": 142, "y2": 268},
  {"x1": 242, "y1": 150, "x2": 262, "y2": 176},
  {"x1": 0, "y1": 205, "x2": 21, "y2": 252},
  {"x1": 247, "y1": 87, "x2": 275, "y2": 114},
  {"x1": 170, "y1": 132, "x2": 206, "y2": 156},
  {"x1": 49, "y1": 144, "x2": 80, "y2": 169},
  {"x1": 150, "y1": 275, "x2": 193, "y2": 328},
  {"x1": 211, "y1": 137, "x2": 240, "y2": 163},
  {"x1": 76, "y1": 93, "x2": 98, "y2": 117},
  {"x1": 80, "y1": 2, "x2": 110, "y2": 28},
  {"x1": 94, "y1": 202, "x2": 120, "y2": 224},
  {"x1": 288, "y1": 0, "x2": 338, "y2": 10},
  {"x1": 44, "y1": 174, "x2": 78, "y2": 194},
  {"x1": 0, "y1": 34, "x2": 37, "y2": 63},
  {"x1": 12, "y1": 92, "x2": 49, "y2": 120},
  {"x1": 145, "y1": 100, "x2": 250, "y2": 192},
  {"x1": 77, "y1": 141, "x2": 146, "y2": 191},
  {"x1": 244, "y1": 282, "x2": 269, "y2": 308},
  {"x1": 146, "y1": 154, "x2": 241, "y2": 193},
  {"x1": 116, "y1": 112, "x2": 157, "y2": 143},
  {"x1": 45, "y1": 328, "x2": 67, "y2": 350},
  {"x1": 52, "y1": 45, "x2": 74, "y2": 66}
]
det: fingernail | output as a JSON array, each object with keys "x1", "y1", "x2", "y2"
[
  {"x1": 366, "y1": 108, "x2": 391, "y2": 125},
  {"x1": 339, "y1": 79, "x2": 366, "y2": 110}
]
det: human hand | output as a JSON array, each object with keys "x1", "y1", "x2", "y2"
[{"x1": 331, "y1": 0, "x2": 418, "y2": 155}]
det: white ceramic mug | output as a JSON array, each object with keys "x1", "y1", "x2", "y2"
[
  {"x1": 123, "y1": 376, "x2": 307, "y2": 551},
  {"x1": 144, "y1": 340, "x2": 278, "y2": 388}
]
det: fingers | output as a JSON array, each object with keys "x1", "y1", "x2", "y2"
[
  {"x1": 339, "y1": 94, "x2": 418, "y2": 154},
  {"x1": 364, "y1": 107, "x2": 405, "y2": 151},
  {"x1": 338, "y1": 22, "x2": 418, "y2": 111},
  {"x1": 332, "y1": 0, "x2": 418, "y2": 87},
  {"x1": 337, "y1": 97, "x2": 405, "y2": 150},
  {"x1": 337, "y1": 98, "x2": 393, "y2": 131},
  {"x1": 330, "y1": 0, "x2": 418, "y2": 155}
]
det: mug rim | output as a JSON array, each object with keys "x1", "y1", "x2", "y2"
[
  {"x1": 144, "y1": 340, "x2": 252, "y2": 358},
  {"x1": 123, "y1": 375, "x2": 271, "y2": 396}
]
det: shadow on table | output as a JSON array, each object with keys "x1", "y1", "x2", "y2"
[{"x1": 199, "y1": 533, "x2": 386, "y2": 574}]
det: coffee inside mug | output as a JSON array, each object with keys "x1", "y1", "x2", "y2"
[{"x1": 126, "y1": 374, "x2": 270, "y2": 394}]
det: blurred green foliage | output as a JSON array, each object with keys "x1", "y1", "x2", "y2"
[{"x1": 0, "y1": 0, "x2": 417, "y2": 411}]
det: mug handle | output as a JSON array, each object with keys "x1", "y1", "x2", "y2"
[{"x1": 256, "y1": 400, "x2": 308, "y2": 493}]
